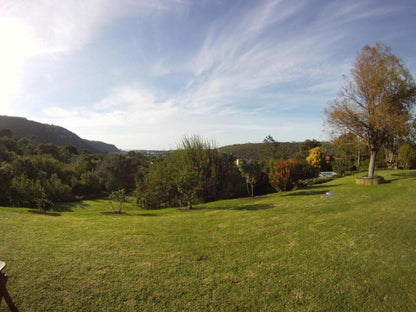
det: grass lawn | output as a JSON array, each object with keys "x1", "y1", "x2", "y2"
[{"x1": 1, "y1": 169, "x2": 416, "y2": 311}]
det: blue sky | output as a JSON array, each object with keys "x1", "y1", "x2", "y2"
[{"x1": 1, "y1": 0, "x2": 415, "y2": 150}]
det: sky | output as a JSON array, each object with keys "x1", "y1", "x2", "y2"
[{"x1": 1, "y1": 0, "x2": 416, "y2": 150}]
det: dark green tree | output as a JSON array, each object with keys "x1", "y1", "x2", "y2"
[{"x1": 237, "y1": 159, "x2": 262, "y2": 197}]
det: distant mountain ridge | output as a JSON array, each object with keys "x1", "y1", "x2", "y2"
[{"x1": 0, "y1": 115, "x2": 120, "y2": 153}]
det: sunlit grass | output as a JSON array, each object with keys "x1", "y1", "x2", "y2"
[{"x1": 1, "y1": 170, "x2": 415, "y2": 311}]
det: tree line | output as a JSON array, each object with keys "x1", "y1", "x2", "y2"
[
  {"x1": 1, "y1": 128, "x2": 414, "y2": 211},
  {"x1": 0, "y1": 134, "x2": 146, "y2": 210}
]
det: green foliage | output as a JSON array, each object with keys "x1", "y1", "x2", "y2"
[
  {"x1": 331, "y1": 157, "x2": 355, "y2": 175},
  {"x1": 0, "y1": 136, "x2": 147, "y2": 208},
  {"x1": 136, "y1": 135, "x2": 246, "y2": 209},
  {"x1": 0, "y1": 163, "x2": 12, "y2": 205},
  {"x1": 398, "y1": 142, "x2": 416, "y2": 169},
  {"x1": 44, "y1": 174, "x2": 74, "y2": 202},
  {"x1": 10, "y1": 175, "x2": 50, "y2": 209},
  {"x1": 296, "y1": 176, "x2": 335, "y2": 188},
  {"x1": 175, "y1": 170, "x2": 201, "y2": 209},
  {"x1": 299, "y1": 139, "x2": 321, "y2": 159},
  {"x1": 108, "y1": 189, "x2": 126, "y2": 213},
  {"x1": 237, "y1": 159, "x2": 263, "y2": 197},
  {"x1": 136, "y1": 158, "x2": 179, "y2": 210}
]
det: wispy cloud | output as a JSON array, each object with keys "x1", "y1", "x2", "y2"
[
  {"x1": 175, "y1": 0, "x2": 408, "y2": 120},
  {"x1": 2, "y1": 0, "x2": 414, "y2": 149},
  {"x1": 182, "y1": 1, "x2": 341, "y2": 112},
  {"x1": 0, "y1": 0, "x2": 189, "y2": 113},
  {"x1": 1, "y1": 0, "x2": 189, "y2": 53}
]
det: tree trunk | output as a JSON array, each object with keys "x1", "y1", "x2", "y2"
[
  {"x1": 188, "y1": 200, "x2": 192, "y2": 210},
  {"x1": 357, "y1": 151, "x2": 361, "y2": 171},
  {"x1": 250, "y1": 183, "x2": 254, "y2": 198},
  {"x1": 368, "y1": 150, "x2": 377, "y2": 178}
]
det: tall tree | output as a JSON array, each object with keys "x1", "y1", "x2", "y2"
[{"x1": 324, "y1": 43, "x2": 416, "y2": 178}]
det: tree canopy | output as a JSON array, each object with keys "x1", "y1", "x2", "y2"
[{"x1": 324, "y1": 43, "x2": 416, "y2": 178}]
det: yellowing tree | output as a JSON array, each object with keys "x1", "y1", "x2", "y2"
[
  {"x1": 324, "y1": 43, "x2": 416, "y2": 178},
  {"x1": 306, "y1": 146, "x2": 324, "y2": 169}
]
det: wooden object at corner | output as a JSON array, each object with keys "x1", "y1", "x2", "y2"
[{"x1": 0, "y1": 261, "x2": 18, "y2": 312}]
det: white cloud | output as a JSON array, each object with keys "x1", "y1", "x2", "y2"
[
  {"x1": 0, "y1": 0, "x2": 189, "y2": 112},
  {"x1": 2, "y1": 0, "x2": 413, "y2": 149},
  {"x1": 180, "y1": 0, "x2": 403, "y2": 118}
]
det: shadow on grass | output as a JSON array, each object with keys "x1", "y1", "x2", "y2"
[
  {"x1": 231, "y1": 204, "x2": 274, "y2": 211},
  {"x1": 101, "y1": 211, "x2": 129, "y2": 216},
  {"x1": 284, "y1": 190, "x2": 329, "y2": 197},
  {"x1": 53, "y1": 201, "x2": 89, "y2": 212},
  {"x1": 28, "y1": 210, "x2": 61, "y2": 216},
  {"x1": 387, "y1": 170, "x2": 416, "y2": 181},
  {"x1": 137, "y1": 213, "x2": 158, "y2": 217},
  {"x1": 284, "y1": 183, "x2": 341, "y2": 197},
  {"x1": 297, "y1": 184, "x2": 341, "y2": 190}
]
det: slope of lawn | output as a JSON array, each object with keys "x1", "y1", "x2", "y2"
[{"x1": 1, "y1": 170, "x2": 415, "y2": 311}]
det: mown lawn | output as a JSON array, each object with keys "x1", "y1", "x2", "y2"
[{"x1": 1, "y1": 170, "x2": 416, "y2": 311}]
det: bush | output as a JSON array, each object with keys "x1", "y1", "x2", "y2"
[
  {"x1": 331, "y1": 158, "x2": 355, "y2": 175},
  {"x1": 10, "y1": 175, "x2": 49, "y2": 209},
  {"x1": 136, "y1": 136, "x2": 248, "y2": 209},
  {"x1": 297, "y1": 176, "x2": 335, "y2": 188},
  {"x1": 135, "y1": 158, "x2": 179, "y2": 209},
  {"x1": 269, "y1": 159, "x2": 302, "y2": 191},
  {"x1": 109, "y1": 189, "x2": 126, "y2": 213},
  {"x1": 398, "y1": 143, "x2": 416, "y2": 169},
  {"x1": 44, "y1": 173, "x2": 74, "y2": 202},
  {"x1": 35, "y1": 198, "x2": 54, "y2": 211},
  {"x1": 298, "y1": 161, "x2": 320, "y2": 180}
]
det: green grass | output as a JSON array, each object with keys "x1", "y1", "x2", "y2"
[{"x1": 1, "y1": 170, "x2": 416, "y2": 311}]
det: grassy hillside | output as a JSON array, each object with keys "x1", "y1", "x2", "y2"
[{"x1": 1, "y1": 170, "x2": 415, "y2": 311}]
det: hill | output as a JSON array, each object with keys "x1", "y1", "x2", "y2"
[
  {"x1": 0, "y1": 115, "x2": 119, "y2": 153},
  {"x1": 219, "y1": 141, "x2": 337, "y2": 160}
]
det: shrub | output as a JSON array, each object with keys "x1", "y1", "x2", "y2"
[
  {"x1": 298, "y1": 161, "x2": 320, "y2": 180},
  {"x1": 331, "y1": 157, "x2": 355, "y2": 175},
  {"x1": 297, "y1": 176, "x2": 335, "y2": 188},
  {"x1": 398, "y1": 143, "x2": 416, "y2": 169},
  {"x1": 10, "y1": 175, "x2": 50, "y2": 209},
  {"x1": 269, "y1": 159, "x2": 302, "y2": 191},
  {"x1": 306, "y1": 146, "x2": 324, "y2": 169},
  {"x1": 109, "y1": 189, "x2": 126, "y2": 213},
  {"x1": 237, "y1": 159, "x2": 263, "y2": 197},
  {"x1": 135, "y1": 158, "x2": 179, "y2": 209},
  {"x1": 44, "y1": 173, "x2": 74, "y2": 202}
]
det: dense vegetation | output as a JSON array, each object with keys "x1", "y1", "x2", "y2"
[
  {"x1": 1, "y1": 126, "x2": 415, "y2": 212},
  {"x1": 1, "y1": 170, "x2": 415, "y2": 311},
  {"x1": 0, "y1": 134, "x2": 146, "y2": 209}
]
